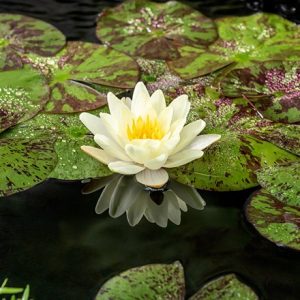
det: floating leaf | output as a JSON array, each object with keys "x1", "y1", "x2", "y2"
[
  {"x1": 256, "y1": 161, "x2": 300, "y2": 206},
  {"x1": 219, "y1": 61, "x2": 300, "y2": 123},
  {"x1": 168, "y1": 13, "x2": 300, "y2": 78},
  {"x1": 169, "y1": 133, "x2": 298, "y2": 191},
  {"x1": 3, "y1": 110, "x2": 112, "y2": 181},
  {"x1": 165, "y1": 85, "x2": 298, "y2": 191},
  {"x1": 23, "y1": 41, "x2": 139, "y2": 113},
  {"x1": 190, "y1": 274, "x2": 258, "y2": 300},
  {"x1": 96, "y1": 0, "x2": 217, "y2": 60},
  {"x1": 0, "y1": 64, "x2": 49, "y2": 132},
  {"x1": 0, "y1": 137, "x2": 57, "y2": 196},
  {"x1": 96, "y1": 261, "x2": 185, "y2": 300},
  {"x1": 0, "y1": 13, "x2": 65, "y2": 69},
  {"x1": 245, "y1": 189, "x2": 300, "y2": 251}
]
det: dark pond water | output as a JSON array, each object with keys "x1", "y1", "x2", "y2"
[{"x1": 0, "y1": 1, "x2": 300, "y2": 299}]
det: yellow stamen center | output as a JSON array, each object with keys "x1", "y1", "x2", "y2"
[{"x1": 127, "y1": 115, "x2": 164, "y2": 140}]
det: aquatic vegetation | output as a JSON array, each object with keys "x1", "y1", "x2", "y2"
[
  {"x1": 0, "y1": 0, "x2": 298, "y2": 248},
  {"x1": 96, "y1": 262, "x2": 258, "y2": 300}
]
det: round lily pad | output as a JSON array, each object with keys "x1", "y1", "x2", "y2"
[
  {"x1": 256, "y1": 161, "x2": 300, "y2": 207},
  {"x1": 220, "y1": 61, "x2": 300, "y2": 123},
  {"x1": 24, "y1": 41, "x2": 139, "y2": 113},
  {"x1": 96, "y1": 261, "x2": 185, "y2": 299},
  {"x1": 165, "y1": 84, "x2": 298, "y2": 191},
  {"x1": 245, "y1": 189, "x2": 300, "y2": 251},
  {"x1": 0, "y1": 137, "x2": 57, "y2": 197},
  {"x1": 168, "y1": 13, "x2": 300, "y2": 79},
  {"x1": 3, "y1": 110, "x2": 112, "y2": 181},
  {"x1": 96, "y1": 0, "x2": 217, "y2": 60},
  {"x1": 0, "y1": 64, "x2": 49, "y2": 133},
  {"x1": 0, "y1": 13, "x2": 65, "y2": 69},
  {"x1": 189, "y1": 274, "x2": 258, "y2": 300}
]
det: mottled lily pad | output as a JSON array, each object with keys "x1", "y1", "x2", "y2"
[
  {"x1": 190, "y1": 274, "x2": 258, "y2": 300},
  {"x1": 165, "y1": 85, "x2": 298, "y2": 191},
  {"x1": 0, "y1": 13, "x2": 65, "y2": 69},
  {"x1": 96, "y1": 0, "x2": 217, "y2": 60},
  {"x1": 0, "y1": 137, "x2": 57, "y2": 196},
  {"x1": 256, "y1": 162, "x2": 300, "y2": 206},
  {"x1": 3, "y1": 110, "x2": 112, "y2": 181},
  {"x1": 96, "y1": 261, "x2": 185, "y2": 299},
  {"x1": 168, "y1": 13, "x2": 300, "y2": 78},
  {"x1": 23, "y1": 41, "x2": 139, "y2": 113},
  {"x1": 220, "y1": 61, "x2": 300, "y2": 123},
  {"x1": 245, "y1": 189, "x2": 300, "y2": 251},
  {"x1": 0, "y1": 64, "x2": 49, "y2": 133}
]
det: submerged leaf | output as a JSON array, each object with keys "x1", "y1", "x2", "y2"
[
  {"x1": 245, "y1": 189, "x2": 300, "y2": 251},
  {"x1": 190, "y1": 274, "x2": 258, "y2": 300},
  {"x1": 96, "y1": 0, "x2": 217, "y2": 60},
  {"x1": 96, "y1": 261, "x2": 185, "y2": 300}
]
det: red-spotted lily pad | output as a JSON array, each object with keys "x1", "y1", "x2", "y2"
[
  {"x1": 189, "y1": 274, "x2": 258, "y2": 300},
  {"x1": 168, "y1": 13, "x2": 300, "y2": 79},
  {"x1": 0, "y1": 13, "x2": 65, "y2": 70},
  {"x1": 165, "y1": 85, "x2": 299, "y2": 191},
  {"x1": 0, "y1": 64, "x2": 49, "y2": 133},
  {"x1": 3, "y1": 110, "x2": 112, "y2": 181},
  {"x1": 256, "y1": 161, "x2": 300, "y2": 207},
  {"x1": 219, "y1": 61, "x2": 300, "y2": 123},
  {"x1": 96, "y1": 261, "x2": 185, "y2": 299},
  {"x1": 0, "y1": 137, "x2": 57, "y2": 197},
  {"x1": 23, "y1": 41, "x2": 139, "y2": 113},
  {"x1": 96, "y1": 0, "x2": 217, "y2": 60},
  {"x1": 245, "y1": 189, "x2": 300, "y2": 251}
]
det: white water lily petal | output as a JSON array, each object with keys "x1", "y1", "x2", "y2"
[
  {"x1": 168, "y1": 95, "x2": 190, "y2": 123},
  {"x1": 80, "y1": 146, "x2": 115, "y2": 164},
  {"x1": 135, "y1": 168, "x2": 169, "y2": 188},
  {"x1": 150, "y1": 89, "x2": 166, "y2": 113},
  {"x1": 177, "y1": 198, "x2": 188, "y2": 212},
  {"x1": 144, "y1": 153, "x2": 168, "y2": 170},
  {"x1": 108, "y1": 161, "x2": 145, "y2": 175},
  {"x1": 107, "y1": 92, "x2": 132, "y2": 121},
  {"x1": 164, "y1": 149, "x2": 204, "y2": 168},
  {"x1": 158, "y1": 106, "x2": 173, "y2": 134},
  {"x1": 185, "y1": 134, "x2": 221, "y2": 151},
  {"x1": 131, "y1": 82, "x2": 152, "y2": 118},
  {"x1": 125, "y1": 139, "x2": 162, "y2": 164},
  {"x1": 80, "y1": 113, "x2": 108, "y2": 136},
  {"x1": 171, "y1": 120, "x2": 206, "y2": 154},
  {"x1": 126, "y1": 190, "x2": 148, "y2": 226},
  {"x1": 94, "y1": 134, "x2": 131, "y2": 162},
  {"x1": 121, "y1": 96, "x2": 131, "y2": 108},
  {"x1": 147, "y1": 198, "x2": 169, "y2": 228}
]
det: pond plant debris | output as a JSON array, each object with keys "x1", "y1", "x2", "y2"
[{"x1": 0, "y1": 0, "x2": 299, "y2": 247}]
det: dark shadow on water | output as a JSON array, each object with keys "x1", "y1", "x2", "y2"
[{"x1": 0, "y1": 180, "x2": 299, "y2": 300}]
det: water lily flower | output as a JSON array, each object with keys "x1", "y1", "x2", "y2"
[{"x1": 80, "y1": 82, "x2": 221, "y2": 188}]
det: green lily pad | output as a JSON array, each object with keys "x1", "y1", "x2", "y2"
[
  {"x1": 189, "y1": 274, "x2": 258, "y2": 300},
  {"x1": 96, "y1": 261, "x2": 185, "y2": 300},
  {"x1": 96, "y1": 0, "x2": 217, "y2": 60},
  {"x1": 256, "y1": 161, "x2": 300, "y2": 206},
  {"x1": 0, "y1": 64, "x2": 49, "y2": 133},
  {"x1": 164, "y1": 85, "x2": 298, "y2": 191},
  {"x1": 168, "y1": 13, "x2": 300, "y2": 78},
  {"x1": 23, "y1": 41, "x2": 139, "y2": 113},
  {"x1": 3, "y1": 110, "x2": 112, "y2": 181},
  {"x1": 219, "y1": 61, "x2": 300, "y2": 123},
  {"x1": 0, "y1": 137, "x2": 57, "y2": 197},
  {"x1": 0, "y1": 13, "x2": 65, "y2": 69},
  {"x1": 245, "y1": 189, "x2": 300, "y2": 251}
]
